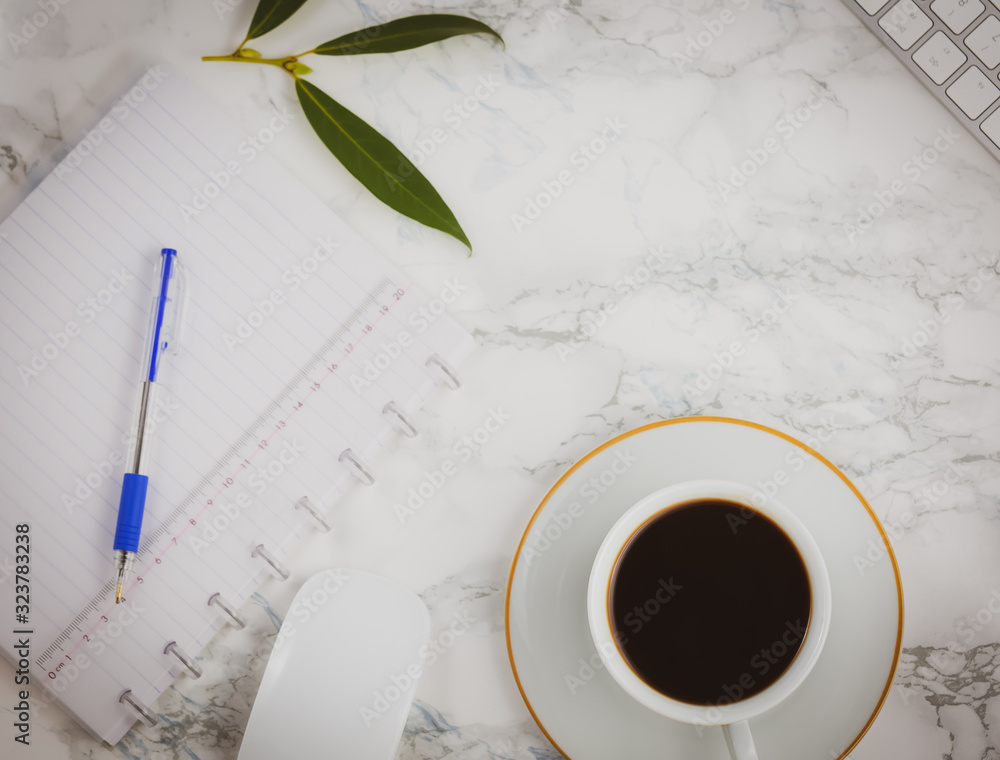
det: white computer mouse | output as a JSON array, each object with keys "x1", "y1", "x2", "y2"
[{"x1": 238, "y1": 568, "x2": 430, "y2": 760}]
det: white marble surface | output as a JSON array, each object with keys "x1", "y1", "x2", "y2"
[{"x1": 1, "y1": 0, "x2": 999, "y2": 758}]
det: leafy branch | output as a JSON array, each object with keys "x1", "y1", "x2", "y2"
[{"x1": 203, "y1": 0, "x2": 504, "y2": 252}]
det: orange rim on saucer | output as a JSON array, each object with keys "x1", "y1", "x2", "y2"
[{"x1": 504, "y1": 416, "x2": 904, "y2": 760}]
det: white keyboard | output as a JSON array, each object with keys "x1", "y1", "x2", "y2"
[{"x1": 842, "y1": 0, "x2": 1000, "y2": 162}]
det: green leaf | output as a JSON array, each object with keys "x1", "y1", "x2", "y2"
[
  {"x1": 292, "y1": 62, "x2": 313, "y2": 75},
  {"x1": 237, "y1": 48, "x2": 262, "y2": 58},
  {"x1": 295, "y1": 79, "x2": 470, "y2": 250},
  {"x1": 245, "y1": 0, "x2": 310, "y2": 41},
  {"x1": 312, "y1": 14, "x2": 503, "y2": 56}
]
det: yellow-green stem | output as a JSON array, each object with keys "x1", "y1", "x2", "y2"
[{"x1": 201, "y1": 54, "x2": 299, "y2": 73}]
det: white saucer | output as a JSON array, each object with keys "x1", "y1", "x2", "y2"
[{"x1": 505, "y1": 417, "x2": 903, "y2": 760}]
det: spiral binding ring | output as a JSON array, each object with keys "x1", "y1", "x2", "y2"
[
  {"x1": 252, "y1": 544, "x2": 290, "y2": 580},
  {"x1": 382, "y1": 401, "x2": 418, "y2": 437},
  {"x1": 339, "y1": 448, "x2": 375, "y2": 485},
  {"x1": 163, "y1": 641, "x2": 203, "y2": 679},
  {"x1": 425, "y1": 354, "x2": 461, "y2": 390},
  {"x1": 208, "y1": 593, "x2": 247, "y2": 629},
  {"x1": 119, "y1": 689, "x2": 157, "y2": 726},
  {"x1": 295, "y1": 496, "x2": 331, "y2": 532}
]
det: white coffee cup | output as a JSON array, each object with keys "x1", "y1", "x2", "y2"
[{"x1": 587, "y1": 480, "x2": 832, "y2": 760}]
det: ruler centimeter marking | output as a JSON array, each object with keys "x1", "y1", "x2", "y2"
[{"x1": 37, "y1": 278, "x2": 406, "y2": 671}]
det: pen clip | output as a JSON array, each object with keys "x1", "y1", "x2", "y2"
[
  {"x1": 160, "y1": 255, "x2": 187, "y2": 358},
  {"x1": 146, "y1": 248, "x2": 187, "y2": 381}
]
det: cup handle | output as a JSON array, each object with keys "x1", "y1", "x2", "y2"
[{"x1": 722, "y1": 720, "x2": 758, "y2": 760}]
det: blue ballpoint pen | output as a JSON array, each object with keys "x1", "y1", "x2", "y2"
[{"x1": 113, "y1": 248, "x2": 184, "y2": 603}]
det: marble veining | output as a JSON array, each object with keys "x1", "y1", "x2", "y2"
[{"x1": 2, "y1": 0, "x2": 1000, "y2": 757}]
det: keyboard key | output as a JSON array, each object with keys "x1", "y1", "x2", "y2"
[
  {"x1": 914, "y1": 31, "x2": 968, "y2": 83},
  {"x1": 946, "y1": 66, "x2": 1000, "y2": 116},
  {"x1": 982, "y1": 107, "x2": 1000, "y2": 147},
  {"x1": 879, "y1": 0, "x2": 934, "y2": 50},
  {"x1": 965, "y1": 16, "x2": 1000, "y2": 69},
  {"x1": 930, "y1": 0, "x2": 985, "y2": 34},
  {"x1": 855, "y1": 0, "x2": 892, "y2": 13}
]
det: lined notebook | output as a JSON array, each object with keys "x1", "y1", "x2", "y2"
[{"x1": 0, "y1": 65, "x2": 474, "y2": 745}]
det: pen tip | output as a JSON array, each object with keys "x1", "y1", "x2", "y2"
[{"x1": 115, "y1": 584, "x2": 123, "y2": 604}]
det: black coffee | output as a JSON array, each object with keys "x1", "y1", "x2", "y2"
[{"x1": 609, "y1": 499, "x2": 811, "y2": 705}]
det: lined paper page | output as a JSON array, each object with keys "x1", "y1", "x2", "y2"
[{"x1": 0, "y1": 65, "x2": 474, "y2": 744}]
